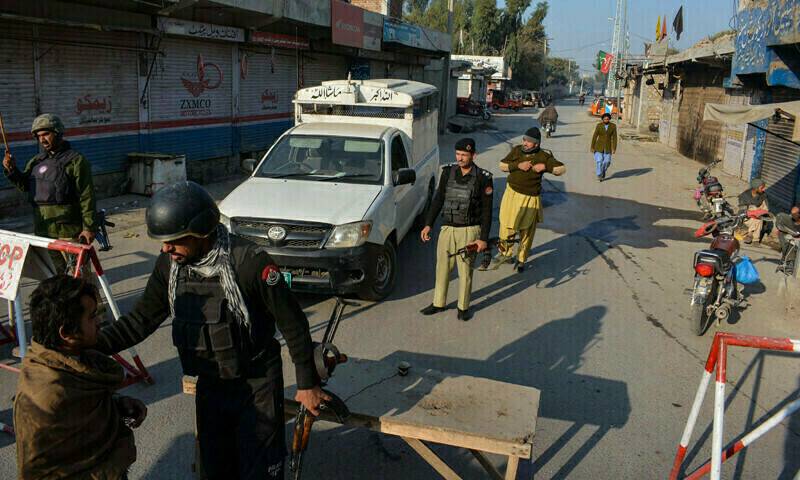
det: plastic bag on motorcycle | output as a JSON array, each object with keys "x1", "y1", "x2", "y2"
[{"x1": 734, "y1": 256, "x2": 760, "y2": 284}]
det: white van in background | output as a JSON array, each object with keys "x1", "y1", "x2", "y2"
[{"x1": 218, "y1": 79, "x2": 439, "y2": 300}]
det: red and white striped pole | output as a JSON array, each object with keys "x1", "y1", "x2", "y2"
[
  {"x1": 685, "y1": 397, "x2": 800, "y2": 479},
  {"x1": 670, "y1": 332, "x2": 800, "y2": 480}
]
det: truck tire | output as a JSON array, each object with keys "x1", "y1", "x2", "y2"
[
  {"x1": 414, "y1": 180, "x2": 435, "y2": 231},
  {"x1": 359, "y1": 240, "x2": 397, "y2": 301}
]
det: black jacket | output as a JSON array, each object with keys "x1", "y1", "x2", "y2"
[
  {"x1": 425, "y1": 164, "x2": 493, "y2": 241},
  {"x1": 95, "y1": 235, "x2": 318, "y2": 389}
]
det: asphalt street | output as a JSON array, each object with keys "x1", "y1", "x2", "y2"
[{"x1": 0, "y1": 100, "x2": 797, "y2": 479}]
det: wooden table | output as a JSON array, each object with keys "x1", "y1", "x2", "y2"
[{"x1": 183, "y1": 356, "x2": 540, "y2": 479}]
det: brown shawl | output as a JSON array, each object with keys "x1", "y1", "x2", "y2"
[{"x1": 14, "y1": 342, "x2": 136, "y2": 479}]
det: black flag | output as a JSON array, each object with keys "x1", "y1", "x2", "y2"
[{"x1": 673, "y1": 6, "x2": 684, "y2": 41}]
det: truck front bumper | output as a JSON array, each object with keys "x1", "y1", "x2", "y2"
[{"x1": 267, "y1": 243, "x2": 381, "y2": 294}]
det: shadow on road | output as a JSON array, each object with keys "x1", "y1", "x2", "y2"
[
  {"x1": 604, "y1": 168, "x2": 653, "y2": 180},
  {"x1": 376, "y1": 305, "x2": 630, "y2": 479}
]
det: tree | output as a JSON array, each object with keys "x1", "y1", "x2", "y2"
[{"x1": 509, "y1": 2, "x2": 548, "y2": 89}]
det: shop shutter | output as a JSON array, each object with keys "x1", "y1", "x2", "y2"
[
  {"x1": 761, "y1": 115, "x2": 800, "y2": 211},
  {"x1": 147, "y1": 37, "x2": 233, "y2": 161},
  {"x1": 238, "y1": 48, "x2": 297, "y2": 152},
  {"x1": 760, "y1": 87, "x2": 800, "y2": 210},
  {"x1": 301, "y1": 53, "x2": 347, "y2": 88},
  {"x1": 36, "y1": 26, "x2": 139, "y2": 175},
  {"x1": 0, "y1": 21, "x2": 37, "y2": 188},
  {"x1": 370, "y1": 60, "x2": 387, "y2": 79}
]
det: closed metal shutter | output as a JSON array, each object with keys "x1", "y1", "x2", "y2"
[
  {"x1": 238, "y1": 48, "x2": 297, "y2": 152},
  {"x1": 0, "y1": 21, "x2": 37, "y2": 188},
  {"x1": 761, "y1": 116, "x2": 800, "y2": 210},
  {"x1": 147, "y1": 37, "x2": 233, "y2": 161},
  {"x1": 370, "y1": 60, "x2": 387, "y2": 78},
  {"x1": 301, "y1": 53, "x2": 346, "y2": 88},
  {"x1": 36, "y1": 26, "x2": 140, "y2": 175}
]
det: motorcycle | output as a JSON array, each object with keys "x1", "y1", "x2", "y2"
[
  {"x1": 579, "y1": 95, "x2": 586, "y2": 106},
  {"x1": 543, "y1": 121, "x2": 555, "y2": 138},
  {"x1": 689, "y1": 208, "x2": 771, "y2": 335},
  {"x1": 694, "y1": 160, "x2": 733, "y2": 219}
]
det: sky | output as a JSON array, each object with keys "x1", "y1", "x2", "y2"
[{"x1": 499, "y1": 0, "x2": 737, "y2": 76}]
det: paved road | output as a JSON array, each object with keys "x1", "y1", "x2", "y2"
[{"x1": 0, "y1": 101, "x2": 797, "y2": 479}]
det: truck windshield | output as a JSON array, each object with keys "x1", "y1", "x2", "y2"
[{"x1": 255, "y1": 135, "x2": 384, "y2": 184}]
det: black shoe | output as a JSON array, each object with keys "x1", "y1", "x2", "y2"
[
  {"x1": 457, "y1": 308, "x2": 472, "y2": 321},
  {"x1": 515, "y1": 260, "x2": 525, "y2": 273},
  {"x1": 597, "y1": 175, "x2": 603, "y2": 182},
  {"x1": 420, "y1": 304, "x2": 445, "y2": 315}
]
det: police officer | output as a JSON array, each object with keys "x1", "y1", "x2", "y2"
[
  {"x1": 492, "y1": 127, "x2": 566, "y2": 273},
  {"x1": 419, "y1": 138, "x2": 493, "y2": 321},
  {"x1": 94, "y1": 181, "x2": 326, "y2": 479},
  {"x1": 2, "y1": 114, "x2": 96, "y2": 273}
]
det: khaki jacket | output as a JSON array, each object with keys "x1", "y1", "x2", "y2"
[{"x1": 591, "y1": 122, "x2": 618, "y2": 153}]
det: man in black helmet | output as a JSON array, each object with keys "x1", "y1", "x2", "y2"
[
  {"x1": 94, "y1": 181, "x2": 325, "y2": 480},
  {"x1": 2, "y1": 114, "x2": 97, "y2": 273}
]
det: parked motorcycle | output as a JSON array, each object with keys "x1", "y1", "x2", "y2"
[
  {"x1": 689, "y1": 208, "x2": 771, "y2": 335},
  {"x1": 694, "y1": 160, "x2": 733, "y2": 219}
]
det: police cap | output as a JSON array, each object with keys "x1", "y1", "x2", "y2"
[{"x1": 454, "y1": 138, "x2": 476, "y2": 153}]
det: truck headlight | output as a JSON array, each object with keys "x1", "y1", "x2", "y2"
[
  {"x1": 220, "y1": 213, "x2": 232, "y2": 231},
  {"x1": 325, "y1": 221, "x2": 372, "y2": 248}
]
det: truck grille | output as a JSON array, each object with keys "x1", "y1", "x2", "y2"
[{"x1": 232, "y1": 218, "x2": 331, "y2": 250}]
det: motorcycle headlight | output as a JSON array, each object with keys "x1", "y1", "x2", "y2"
[{"x1": 325, "y1": 221, "x2": 372, "y2": 249}]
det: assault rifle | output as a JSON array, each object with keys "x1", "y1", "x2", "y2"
[
  {"x1": 95, "y1": 209, "x2": 115, "y2": 251},
  {"x1": 289, "y1": 297, "x2": 354, "y2": 479},
  {"x1": 448, "y1": 235, "x2": 520, "y2": 267}
]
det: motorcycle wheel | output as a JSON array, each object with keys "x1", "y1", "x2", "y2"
[{"x1": 689, "y1": 303, "x2": 707, "y2": 336}]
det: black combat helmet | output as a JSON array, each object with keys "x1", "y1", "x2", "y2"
[{"x1": 146, "y1": 181, "x2": 220, "y2": 241}]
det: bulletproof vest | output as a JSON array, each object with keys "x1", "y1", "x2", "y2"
[
  {"x1": 30, "y1": 148, "x2": 79, "y2": 206},
  {"x1": 442, "y1": 166, "x2": 479, "y2": 225},
  {"x1": 171, "y1": 270, "x2": 249, "y2": 379}
]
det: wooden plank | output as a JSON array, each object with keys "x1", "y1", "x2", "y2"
[
  {"x1": 402, "y1": 437, "x2": 462, "y2": 480},
  {"x1": 183, "y1": 354, "x2": 539, "y2": 459},
  {"x1": 505, "y1": 456, "x2": 520, "y2": 480},
  {"x1": 469, "y1": 449, "x2": 504, "y2": 480}
]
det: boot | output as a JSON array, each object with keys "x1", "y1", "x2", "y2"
[{"x1": 420, "y1": 304, "x2": 445, "y2": 315}]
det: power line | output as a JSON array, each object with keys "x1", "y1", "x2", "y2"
[{"x1": 551, "y1": 38, "x2": 612, "y2": 53}]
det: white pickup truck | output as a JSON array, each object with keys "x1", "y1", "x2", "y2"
[{"x1": 218, "y1": 79, "x2": 439, "y2": 300}]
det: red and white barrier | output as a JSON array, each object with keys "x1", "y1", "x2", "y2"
[
  {"x1": 0, "y1": 230, "x2": 153, "y2": 387},
  {"x1": 669, "y1": 332, "x2": 800, "y2": 480}
]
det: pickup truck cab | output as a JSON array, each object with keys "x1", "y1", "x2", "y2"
[{"x1": 218, "y1": 79, "x2": 439, "y2": 300}]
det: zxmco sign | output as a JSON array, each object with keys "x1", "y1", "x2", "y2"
[{"x1": 332, "y1": 0, "x2": 364, "y2": 48}]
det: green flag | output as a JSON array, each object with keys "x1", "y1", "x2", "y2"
[{"x1": 596, "y1": 50, "x2": 608, "y2": 70}]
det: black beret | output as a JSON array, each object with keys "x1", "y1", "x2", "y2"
[
  {"x1": 455, "y1": 137, "x2": 475, "y2": 152},
  {"x1": 524, "y1": 127, "x2": 541, "y2": 142}
]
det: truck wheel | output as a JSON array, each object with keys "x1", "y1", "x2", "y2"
[
  {"x1": 359, "y1": 240, "x2": 397, "y2": 301},
  {"x1": 414, "y1": 180, "x2": 435, "y2": 231}
]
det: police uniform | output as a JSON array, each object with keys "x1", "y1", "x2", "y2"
[
  {"x1": 423, "y1": 138, "x2": 493, "y2": 317},
  {"x1": 96, "y1": 182, "x2": 317, "y2": 480},
  {"x1": 496, "y1": 127, "x2": 565, "y2": 270},
  {"x1": 3, "y1": 114, "x2": 96, "y2": 274}
]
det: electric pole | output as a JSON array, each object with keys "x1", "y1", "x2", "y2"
[{"x1": 606, "y1": 0, "x2": 628, "y2": 99}]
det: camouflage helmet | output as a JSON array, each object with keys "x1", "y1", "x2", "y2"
[{"x1": 30, "y1": 114, "x2": 65, "y2": 136}]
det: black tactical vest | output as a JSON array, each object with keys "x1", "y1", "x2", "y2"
[
  {"x1": 30, "y1": 148, "x2": 79, "y2": 206},
  {"x1": 171, "y1": 270, "x2": 250, "y2": 380},
  {"x1": 442, "y1": 166, "x2": 479, "y2": 225}
]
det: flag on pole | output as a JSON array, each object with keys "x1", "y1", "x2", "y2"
[
  {"x1": 656, "y1": 16, "x2": 661, "y2": 40},
  {"x1": 673, "y1": 6, "x2": 684, "y2": 41},
  {"x1": 661, "y1": 14, "x2": 667, "y2": 40},
  {"x1": 597, "y1": 51, "x2": 614, "y2": 74}
]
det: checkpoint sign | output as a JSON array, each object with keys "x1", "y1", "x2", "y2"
[{"x1": 0, "y1": 237, "x2": 30, "y2": 301}]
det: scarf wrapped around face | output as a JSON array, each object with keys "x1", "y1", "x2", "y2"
[{"x1": 167, "y1": 225, "x2": 251, "y2": 332}]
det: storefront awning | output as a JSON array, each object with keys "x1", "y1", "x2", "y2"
[{"x1": 703, "y1": 101, "x2": 800, "y2": 142}]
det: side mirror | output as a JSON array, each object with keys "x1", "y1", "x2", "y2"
[
  {"x1": 392, "y1": 168, "x2": 416, "y2": 186},
  {"x1": 242, "y1": 158, "x2": 256, "y2": 174}
]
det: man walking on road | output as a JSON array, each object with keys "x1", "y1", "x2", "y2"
[
  {"x1": 590, "y1": 112, "x2": 617, "y2": 182},
  {"x1": 420, "y1": 138, "x2": 493, "y2": 321},
  {"x1": 94, "y1": 181, "x2": 327, "y2": 479},
  {"x1": 738, "y1": 178, "x2": 769, "y2": 244},
  {"x1": 492, "y1": 127, "x2": 566, "y2": 273},
  {"x1": 2, "y1": 114, "x2": 97, "y2": 273}
]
